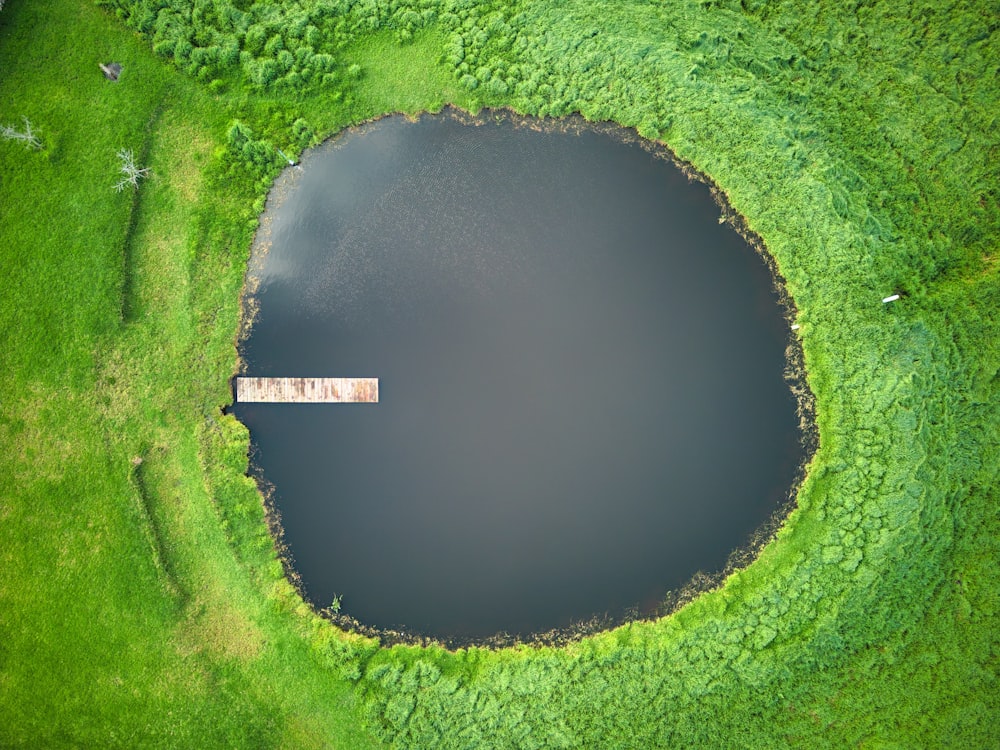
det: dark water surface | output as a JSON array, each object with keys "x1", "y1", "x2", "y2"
[{"x1": 233, "y1": 112, "x2": 803, "y2": 640}]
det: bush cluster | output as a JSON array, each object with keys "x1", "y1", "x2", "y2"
[{"x1": 98, "y1": 0, "x2": 442, "y2": 89}]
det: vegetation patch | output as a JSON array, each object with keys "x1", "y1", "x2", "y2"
[{"x1": 2, "y1": 0, "x2": 997, "y2": 747}]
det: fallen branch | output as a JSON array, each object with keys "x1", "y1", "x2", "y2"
[
  {"x1": 1, "y1": 117, "x2": 42, "y2": 150},
  {"x1": 114, "y1": 148, "x2": 151, "y2": 192}
]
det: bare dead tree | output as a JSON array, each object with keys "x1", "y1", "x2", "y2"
[
  {"x1": 1, "y1": 117, "x2": 42, "y2": 150},
  {"x1": 113, "y1": 148, "x2": 151, "y2": 192}
]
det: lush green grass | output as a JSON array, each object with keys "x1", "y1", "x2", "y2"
[
  {"x1": 0, "y1": 1, "x2": 376, "y2": 746},
  {"x1": 2, "y1": 0, "x2": 998, "y2": 747}
]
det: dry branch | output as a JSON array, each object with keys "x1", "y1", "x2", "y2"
[
  {"x1": 1, "y1": 117, "x2": 42, "y2": 150},
  {"x1": 114, "y1": 148, "x2": 151, "y2": 192}
]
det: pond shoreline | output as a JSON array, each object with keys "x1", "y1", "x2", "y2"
[{"x1": 236, "y1": 106, "x2": 818, "y2": 650}]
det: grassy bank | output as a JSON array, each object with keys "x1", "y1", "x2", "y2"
[{"x1": 2, "y1": 0, "x2": 997, "y2": 747}]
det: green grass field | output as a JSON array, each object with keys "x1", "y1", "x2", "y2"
[{"x1": 2, "y1": 0, "x2": 997, "y2": 747}]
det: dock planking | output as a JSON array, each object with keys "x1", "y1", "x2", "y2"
[{"x1": 236, "y1": 377, "x2": 379, "y2": 403}]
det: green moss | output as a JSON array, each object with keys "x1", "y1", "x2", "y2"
[{"x1": 1, "y1": 0, "x2": 997, "y2": 747}]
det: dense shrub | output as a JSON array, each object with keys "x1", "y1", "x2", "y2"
[{"x1": 98, "y1": 0, "x2": 447, "y2": 90}]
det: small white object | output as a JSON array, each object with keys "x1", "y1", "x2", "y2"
[
  {"x1": 882, "y1": 294, "x2": 901, "y2": 304},
  {"x1": 791, "y1": 324, "x2": 800, "y2": 330}
]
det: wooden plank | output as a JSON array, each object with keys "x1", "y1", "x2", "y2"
[{"x1": 235, "y1": 377, "x2": 379, "y2": 403}]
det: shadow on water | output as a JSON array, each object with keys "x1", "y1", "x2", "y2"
[{"x1": 231, "y1": 108, "x2": 815, "y2": 648}]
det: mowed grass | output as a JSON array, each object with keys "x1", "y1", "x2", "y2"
[
  {"x1": 344, "y1": 29, "x2": 477, "y2": 117},
  {"x1": 0, "y1": 1, "x2": 378, "y2": 746}
]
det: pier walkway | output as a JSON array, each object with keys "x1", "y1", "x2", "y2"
[{"x1": 235, "y1": 377, "x2": 379, "y2": 403}]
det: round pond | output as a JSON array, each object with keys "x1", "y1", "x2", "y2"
[{"x1": 232, "y1": 111, "x2": 803, "y2": 640}]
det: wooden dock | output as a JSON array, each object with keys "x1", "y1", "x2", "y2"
[{"x1": 235, "y1": 377, "x2": 379, "y2": 403}]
